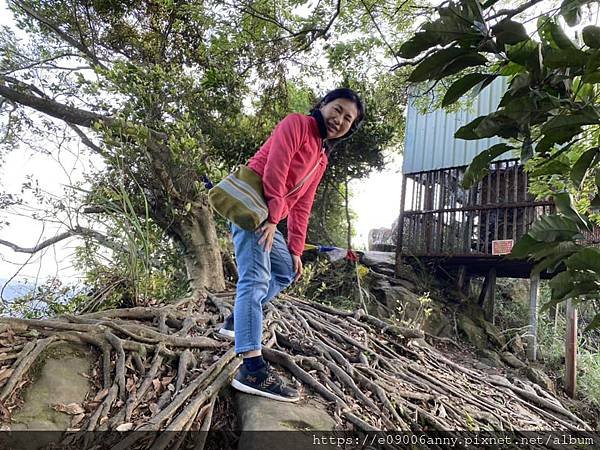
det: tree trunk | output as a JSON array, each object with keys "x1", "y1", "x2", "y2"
[{"x1": 178, "y1": 202, "x2": 226, "y2": 295}]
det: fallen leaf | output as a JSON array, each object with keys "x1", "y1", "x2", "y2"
[
  {"x1": 161, "y1": 376, "x2": 174, "y2": 386},
  {"x1": 71, "y1": 413, "x2": 85, "y2": 427},
  {"x1": 93, "y1": 388, "x2": 109, "y2": 402},
  {"x1": 115, "y1": 423, "x2": 133, "y2": 432},
  {"x1": 148, "y1": 403, "x2": 158, "y2": 414},
  {"x1": 52, "y1": 403, "x2": 85, "y2": 415},
  {"x1": 152, "y1": 378, "x2": 162, "y2": 394},
  {"x1": 99, "y1": 415, "x2": 108, "y2": 425},
  {"x1": 115, "y1": 400, "x2": 124, "y2": 408}
]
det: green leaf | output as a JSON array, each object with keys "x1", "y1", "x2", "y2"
[
  {"x1": 492, "y1": 20, "x2": 529, "y2": 47},
  {"x1": 528, "y1": 214, "x2": 583, "y2": 242},
  {"x1": 398, "y1": 32, "x2": 440, "y2": 59},
  {"x1": 442, "y1": 73, "x2": 495, "y2": 107},
  {"x1": 541, "y1": 107, "x2": 600, "y2": 134},
  {"x1": 571, "y1": 147, "x2": 599, "y2": 188},
  {"x1": 548, "y1": 271, "x2": 575, "y2": 300},
  {"x1": 509, "y1": 234, "x2": 547, "y2": 259},
  {"x1": 436, "y1": 53, "x2": 488, "y2": 80},
  {"x1": 553, "y1": 192, "x2": 593, "y2": 231},
  {"x1": 461, "y1": 144, "x2": 514, "y2": 189},
  {"x1": 454, "y1": 116, "x2": 485, "y2": 140},
  {"x1": 583, "y1": 26, "x2": 600, "y2": 49},
  {"x1": 566, "y1": 247, "x2": 600, "y2": 274},
  {"x1": 590, "y1": 194, "x2": 600, "y2": 211},
  {"x1": 408, "y1": 48, "x2": 485, "y2": 82},
  {"x1": 582, "y1": 71, "x2": 600, "y2": 84},
  {"x1": 507, "y1": 40, "x2": 541, "y2": 72},
  {"x1": 530, "y1": 159, "x2": 571, "y2": 177},
  {"x1": 544, "y1": 47, "x2": 589, "y2": 68},
  {"x1": 538, "y1": 16, "x2": 577, "y2": 50},
  {"x1": 474, "y1": 112, "x2": 520, "y2": 139}
]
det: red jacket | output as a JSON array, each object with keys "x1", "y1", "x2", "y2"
[{"x1": 248, "y1": 113, "x2": 327, "y2": 256}]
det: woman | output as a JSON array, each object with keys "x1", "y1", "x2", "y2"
[{"x1": 220, "y1": 88, "x2": 365, "y2": 402}]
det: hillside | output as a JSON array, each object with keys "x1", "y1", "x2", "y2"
[{"x1": 0, "y1": 256, "x2": 596, "y2": 449}]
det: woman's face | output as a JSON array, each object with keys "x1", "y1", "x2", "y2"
[{"x1": 319, "y1": 98, "x2": 359, "y2": 140}]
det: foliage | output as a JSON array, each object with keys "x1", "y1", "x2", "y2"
[
  {"x1": 401, "y1": 0, "x2": 600, "y2": 328},
  {"x1": 0, "y1": 0, "x2": 418, "y2": 295}
]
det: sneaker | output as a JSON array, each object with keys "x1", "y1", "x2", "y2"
[
  {"x1": 218, "y1": 314, "x2": 235, "y2": 338},
  {"x1": 231, "y1": 363, "x2": 300, "y2": 402}
]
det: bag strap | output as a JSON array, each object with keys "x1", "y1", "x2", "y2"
[{"x1": 285, "y1": 151, "x2": 323, "y2": 198}]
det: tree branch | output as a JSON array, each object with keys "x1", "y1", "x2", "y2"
[
  {"x1": 11, "y1": 0, "x2": 108, "y2": 71},
  {"x1": 0, "y1": 225, "x2": 125, "y2": 254}
]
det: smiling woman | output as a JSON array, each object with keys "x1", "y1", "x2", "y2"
[{"x1": 220, "y1": 88, "x2": 365, "y2": 403}]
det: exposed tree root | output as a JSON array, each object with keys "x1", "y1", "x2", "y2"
[{"x1": 0, "y1": 290, "x2": 594, "y2": 449}]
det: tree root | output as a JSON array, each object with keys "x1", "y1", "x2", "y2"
[{"x1": 0, "y1": 289, "x2": 592, "y2": 445}]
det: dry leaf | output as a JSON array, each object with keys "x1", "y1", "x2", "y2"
[
  {"x1": 161, "y1": 376, "x2": 174, "y2": 386},
  {"x1": 115, "y1": 400, "x2": 124, "y2": 408},
  {"x1": 152, "y1": 378, "x2": 162, "y2": 393},
  {"x1": 71, "y1": 413, "x2": 85, "y2": 427},
  {"x1": 115, "y1": 423, "x2": 133, "y2": 432},
  {"x1": 99, "y1": 415, "x2": 108, "y2": 425},
  {"x1": 85, "y1": 401, "x2": 100, "y2": 411},
  {"x1": 148, "y1": 403, "x2": 158, "y2": 414},
  {"x1": 53, "y1": 403, "x2": 85, "y2": 415},
  {"x1": 93, "y1": 388, "x2": 109, "y2": 402}
]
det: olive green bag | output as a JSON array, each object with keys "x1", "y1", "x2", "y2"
[{"x1": 208, "y1": 160, "x2": 322, "y2": 231}]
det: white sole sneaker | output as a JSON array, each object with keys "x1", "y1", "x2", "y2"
[
  {"x1": 231, "y1": 379, "x2": 300, "y2": 402},
  {"x1": 218, "y1": 328, "x2": 235, "y2": 339}
]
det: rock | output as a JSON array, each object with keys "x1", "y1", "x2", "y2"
[
  {"x1": 422, "y1": 308, "x2": 452, "y2": 338},
  {"x1": 8, "y1": 342, "x2": 93, "y2": 449},
  {"x1": 509, "y1": 335, "x2": 526, "y2": 359},
  {"x1": 360, "y1": 251, "x2": 396, "y2": 275},
  {"x1": 501, "y1": 352, "x2": 526, "y2": 369},
  {"x1": 235, "y1": 391, "x2": 337, "y2": 450},
  {"x1": 481, "y1": 321, "x2": 506, "y2": 348},
  {"x1": 477, "y1": 349, "x2": 504, "y2": 368},
  {"x1": 525, "y1": 367, "x2": 555, "y2": 393},
  {"x1": 456, "y1": 315, "x2": 488, "y2": 350}
]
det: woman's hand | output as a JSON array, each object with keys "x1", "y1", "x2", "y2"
[
  {"x1": 257, "y1": 222, "x2": 277, "y2": 252},
  {"x1": 292, "y1": 254, "x2": 303, "y2": 281}
]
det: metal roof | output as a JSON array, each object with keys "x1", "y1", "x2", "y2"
[{"x1": 403, "y1": 77, "x2": 508, "y2": 174}]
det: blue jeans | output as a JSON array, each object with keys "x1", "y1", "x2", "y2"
[{"x1": 230, "y1": 222, "x2": 296, "y2": 354}]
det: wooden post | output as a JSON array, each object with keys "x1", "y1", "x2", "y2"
[
  {"x1": 565, "y1": 298, "x2": 577, "y2": 398},
  {"x1": 483, "y1": 268, "x2": 496, "y2": 323},
  {"x1": 528, "y1": 273, "x2": 540, "y2": 361},
  {"x1": 395, "y1": 174, "x2": 408, "y2": 277}
]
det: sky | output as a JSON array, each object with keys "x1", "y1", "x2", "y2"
[{"x1": 0, "y1": 1, "x2": 403, "y2": 286}]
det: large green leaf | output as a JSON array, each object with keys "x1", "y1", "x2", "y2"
[
  {"x1": 474, "y1": 112, "x2": 520, "y2": 139},
  {"x1": 548, "y1": 271, "x2": 575, "y2": 300},
  {"x1": 538, "y1": 16, "x2": 577, "y2": 50},
  {"x1": 544, "y1": 47, "x2": 589, "y2": 68},
  {"x1": 461, "y1": 143, "x2": 514, "y2": 189},
  {"x1": 530, "y1": 159, "x2": 571, "y2": 177},
  {"x1": 527, "y1": 214, "x2": 583, "y2": 242},
  {"x1": 509, "y1": 234, "x2": 547, "y2": 259},
  {"x1": 398, "y1": 32, "x2": 441, "y2": 59},
  {"x1": 436, "y1": 54, "x2": 488, "y2": 80},
  {"x1": 492, "y1": 20, "x2": 528, "y2": 47},
  {"x1": 583, "y1": 26, "x2": 600, "y2": 49},
  {"x1": 553, "y1": 191, "x2": 593, "y2": 231},
  {"x1": 506, "y1": 40, "x2": 541, "y2": 73},
  {"x1": 541, "y1": 107, "x2": 600, "y2": 134},
  {"x1": 566, "y1": 247, "x2": 600, "y2": 274},
  {"x1": 442, "y1": 73, "x2": 493, "y2": 107},
  {"x1": 408, "y1": 48, "x2": 486, "y2": 82},
  {"x1": 454, "y1": 116, "x2": 485, "y2": 140},
  {"x1": 571, "y1": 147, "x2": 599, "y2": 188}
]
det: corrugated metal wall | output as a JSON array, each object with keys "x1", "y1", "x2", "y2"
[{"x1": 403, "y1": 77, "x2": 508, "y2": 174}]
